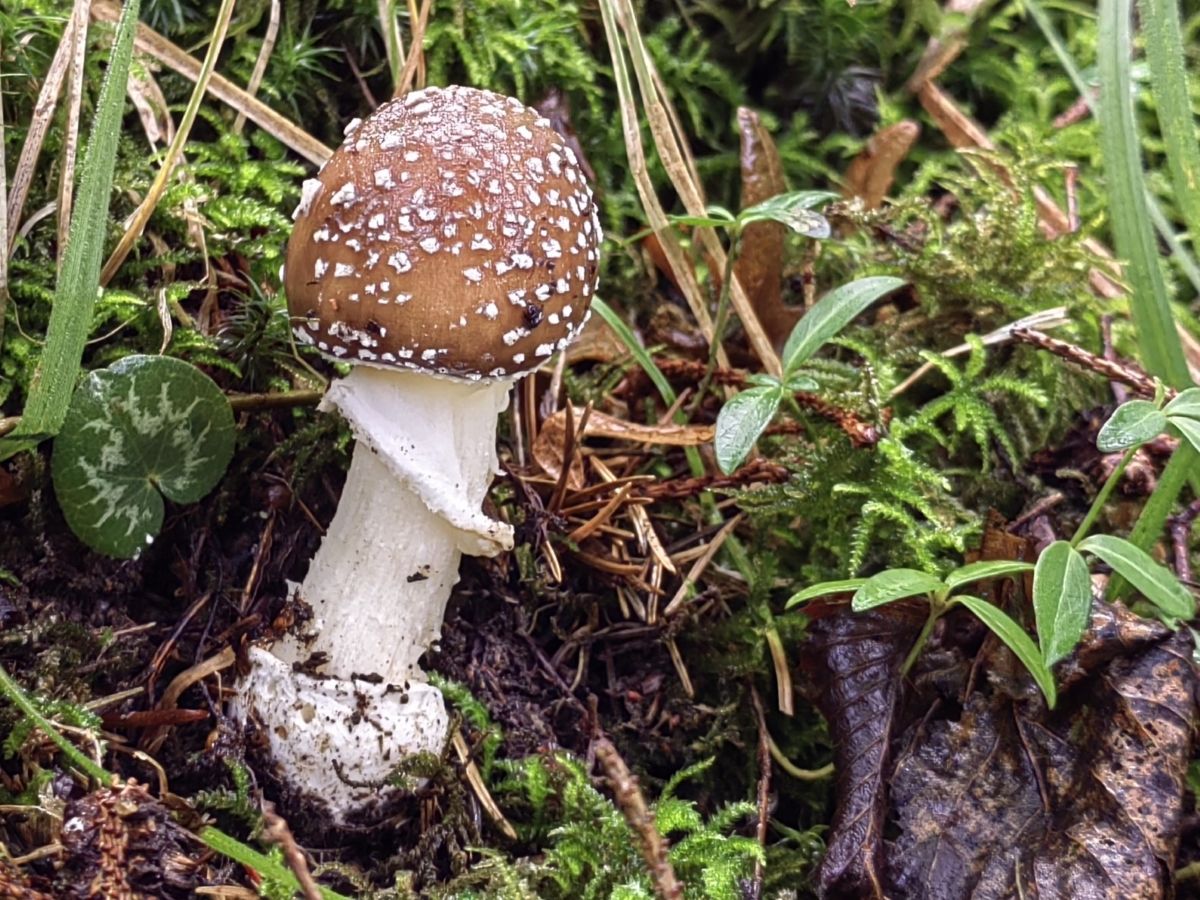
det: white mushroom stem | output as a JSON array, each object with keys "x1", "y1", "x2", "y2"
[{"x1": 237, "y1": 366, "x2": 513, "y2": 820}]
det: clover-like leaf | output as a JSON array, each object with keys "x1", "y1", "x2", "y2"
[
  {"x1": 1078, "y1": 534, "x2": 1195, "y2": 621},
  {"x1": 852, "y1": 568, "x2": 946, "y2": 611},
  {"x1": 714, "y1": 386, "x2": 782, "y2": 474},
  {"x1": 782, "y1": 276, "x2": 906, "y2": 374},
  {"x1": 1096, "y1": 399, "x2": 1166, "y2": 452},
  {"x1": 1033, "y1": 541, "x2": 1092, "y2": 666},
  {"x1": 52, "y1": 355, "x2": 236, "y2": 558}
]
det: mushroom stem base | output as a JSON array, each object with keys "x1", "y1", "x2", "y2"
[{"x1": 237, "y1": 647, "x2": 448, "y2": 819}]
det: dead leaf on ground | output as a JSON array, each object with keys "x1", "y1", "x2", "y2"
[
  {"x1": 799, "y1": 592, "x2": 1198, "y2": 900},
  {"x1": 735, "y1": 107, "x2": 795, "y2": 350},
  {"x1": 796, "y1": 599, "x2": 927, "y2": 898},
  {"x1": 842, "y1": 121, "x2": 920, "y2": 210},
  {"x1": 533, "y1": 407, "x2": 715, "y2": 486}
]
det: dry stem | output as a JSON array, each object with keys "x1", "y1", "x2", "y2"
[{"x1": 594, "y1": 738, "x2": 684, "y2": 900}]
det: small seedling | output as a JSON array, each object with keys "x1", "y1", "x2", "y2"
[
  {"x1": 790, "y1": 388, "x2": 1199, "y2": 708},
  {"x1": 787, "y1": 560, "x2": 1052, "y2": 705},
  {"x1": 715, "y1": 275, "x2": 907, "y2": 473}
]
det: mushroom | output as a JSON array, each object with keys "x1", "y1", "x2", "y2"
[{"x1": 236, "y1": 85, "x2": 601, "y2": 820}]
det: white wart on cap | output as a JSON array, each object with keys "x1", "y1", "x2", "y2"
[{"x1": 286, "y1": 85, "x2": 602, "y2": 381}]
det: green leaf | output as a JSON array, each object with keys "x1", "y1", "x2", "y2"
[
  {"x1": 942, "y1": 560, "x2": 1034, "y2": 591},
  {"x1": 1097, "y1": 0, "x2": 1191, "y2": 387},
  {"x1": 1140, "y1": 0, "x2": 1200, "y2": 266},
  {"x1": 591, "y1": 298, "x2": 676, "y2": 404},
  {"x1": 714, "y1": 387, "x2": 782, "y2": 474},
  {"x1": 0, "y1": 0, "x2": 142, "y2": 462},
  {"x1": 1096, "y1": 400, "x2": 1167, "y2": 451},
  {"x1": 1163, "y1": 387, "x2": 1200, "y2": 420},
  {"x1": 1033, "y1": 541, "x2": 1093, "y2": 666},
  {"x1": 51, "y1": 355, "x2": 236, "y2": 558},
  {"x1": 1078, "y1": 534, "x2": 1196, "y2": 620},
  {"x1": 852, "y1": 568, "x2": 946, "y2": 611},
  {"x1": 956, "y1": 595, "x2": 1057, "y2": 709},
  {"x1": 1169, "y1": 415, "x2": 1200, "y2": 455},
  {"x1": 737, "y1": 190, "x2": 839, "y2": 237},
  {"x1": 668, "y1": 213, "x2": 738, "y2": 230},
  {"x1": 781, "y1": 276, "x2": 906, "y2": 374},
  {"x1": 783, "y1": 375, "x2": 820, "y2": 393},
  {"x1": 786, "y1": 578, "x2": 868, "y2": 609}
]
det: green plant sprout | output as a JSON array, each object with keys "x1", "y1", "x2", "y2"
[
  {"x1": 788, "y1": 386, "x2": 1198, "y2": 709},
  {"x1": 787, "y1": 560, "x2": 1050, "y2": 704},
  {"x1": 715, "y1": 274, "x2": 906, "y2": 473}
]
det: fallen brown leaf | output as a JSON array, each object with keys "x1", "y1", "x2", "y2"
[
  {"x1": 533, "y1": 407, "x2": 714, "y2": 485},
  {"x1": 842, "y1": 121, "x2": 921, "y2": 210},
  {"x1": 736, "y1": 107, "x2": 795, "y2": 350}
]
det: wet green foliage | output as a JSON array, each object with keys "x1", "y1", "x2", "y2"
[
  {"x1": 442, "y1": 754, "x2": 761, "y2": 900},
  {"x1": 3, "y1": 0, "x2": 1199, "y2": 895}
]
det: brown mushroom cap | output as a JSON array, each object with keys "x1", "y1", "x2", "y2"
[{"x1": 285, "y1": 85, "x2": 602, "y2": 380}]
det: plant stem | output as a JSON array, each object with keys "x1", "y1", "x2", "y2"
[
  {"x1": 688, "y1": 233, "x2": 741, "y2": 418},
  {"x1": 1070, "y1": 445, "x2": 1138, "y2": 546},
  {"x1": 900, "y1": 599, "x2": 941, "y2": 678},
  {"x1": 1111, "y1": 443, "x2": 1198, "y2": 598},
  {"x1": 766, "y1": 735, "x2": 834, "y2": 781},
  {"x1": 0, "y1": 663, "x2": 111, "y2": 785},
  {"x1": 199, "y1": 827, "x2": 351, "y2": 900}
]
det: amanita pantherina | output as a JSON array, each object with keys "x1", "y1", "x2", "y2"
[{"x1": 238, "y1": 85, "x2": 601, "y2": 819}]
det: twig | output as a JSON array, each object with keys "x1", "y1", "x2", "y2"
[
  {"x1": 748, "y1": 687, "x2": 772, "y2": 900},
  {"x1": 890, "y1": 307, "x2": 1070, "y2": 398},
  {"x1": 634, "y1": 458, "x2": 788, "y2": 501},
  {"x1": 100, "y1": 0, "x2": 239, "y2": 284},
  {"x1": 0, "y1": 389, "x2": 323, "y2": 440},
  {"x1": 1011, "y1": 328, "x2": 1170, "y2": 399},
  {"x1": 228, "y1": 389, "x2": 324, "y2": 412},
  {"x1": 1169, "y1": 498, "x2": 1200, "y2": 585},
  {"x1": 594, "y1": 738, "x2": 684, "y2": 900},
  {"x1": 261, "y1": 803, "x2": 322, "y2": 900},
  {"x1": 233, "y1": 0, "x2": 280, "y2": 134}
]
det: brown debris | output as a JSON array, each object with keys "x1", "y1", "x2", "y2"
[
  {"x1": 797, "y1": 600, "x2": 927, "y2": 899},
  {"x1": 735, "y1": 107, "x2": 796, "y2": 350},
  {"x1": 58, "y1": 780, "x2": 197, "y2": 899},
  {"x1": 799, "y1": 582, "x2": 1199, "y2": 899},
  {"x1": 841, "y1": 121, "x2": 921, "y2": 210}
]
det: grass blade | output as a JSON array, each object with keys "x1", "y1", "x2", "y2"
[
  {"x1": 1140, "y1": 0, "x2": 1200, "y2": 254},
  {"x1": 0, "y1": 0, "x2": 141, "y2": 462},
  {"x1": 1097, "y1": 0, "x2": 1190, "y2": 386}
]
